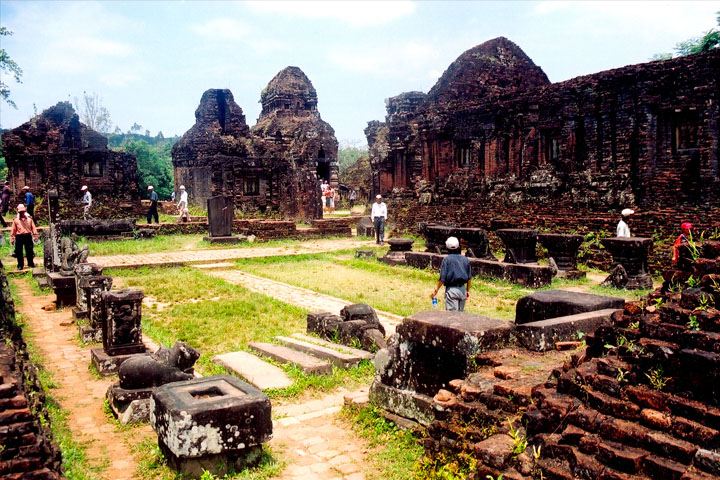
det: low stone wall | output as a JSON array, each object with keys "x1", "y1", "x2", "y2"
[{"x1": 0, "y1": 260, "x2": 63, "y2": 479}]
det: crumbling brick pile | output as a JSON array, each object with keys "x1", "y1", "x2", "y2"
[
  {"x1": 1, "y1": 102, "x2": 141, "y2": 221},
  {"x1": 417, "y1": 241, "x2": 720, "y2": 480},
  {"x1": 0, "y1": 260, "x2": 63, "y2": 479}
]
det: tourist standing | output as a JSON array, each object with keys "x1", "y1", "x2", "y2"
[
  {"x1": 147, "y1": 185, "x2": 159, "y2": 224},
  {"x1": 10, "y1": 204, "x2": 39, "y2": 270},
  {"x1": 672, "y1": 222, "x2": 693, "y2": 266},
  {"x1": 0, "y1": 181, "x2": 10, "y2": 228},
  {"x1": 22, "y1": 186, "x2": 35, "y2": 218},
  {"x1": 81, "y1": 185, "x2": 93, "y2": 220},
  {"x1": 431, "y1": 237, "x2": 472, "y2": 311},
  {"x1": 616, "y1": 208, "x2": 633, "y2": 238},
  {"x1": 371, "y1": 194, "x2": 387, "y2": 244},
  {"x1": 321, "y1": 181, "x2": 329, "y2": 214},
  {"x1": 177, "y1": 185, "x2": 190, "y2": 222}
]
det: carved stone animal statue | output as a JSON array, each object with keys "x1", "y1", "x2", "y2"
[{"x1": 118, "y1": 341, "x2": 200, "y2": 390}]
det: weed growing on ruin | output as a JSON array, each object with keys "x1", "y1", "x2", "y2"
[
  {"x1": 687, "y1": 315, "x2": 700, "y2": 330},
  {"x1": 508, "y1": 420, "x2": 528, "y2": 457},
  {"x1": 646, "y1": 366, "x2": 669, "y2": 391},
  {"x1": 629, "y1": 321, "x2": 640, "y2": 330},
  {"x1": 616, "y1": 368, "x2": 629, "y2": 384},
  {"x1": 697, "y1": 295, "x2": 711, "y2": 311},
  {"x1": 687, "y1": 275, "x2": 699, "y2": 288},
  {"x1": 485, "y1": 475, "x2": 504, "y2": 480}
]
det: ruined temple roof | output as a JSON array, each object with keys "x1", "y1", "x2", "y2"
[
  {"x1": 259, "y1": 66, "x2": 318, "y2": 117},
  {"x1": 426, "y1": 37, "x2": 550, "y2": 105},
  {"x1": 1, "y1": 102, "x2": 109, "y2": 157}
]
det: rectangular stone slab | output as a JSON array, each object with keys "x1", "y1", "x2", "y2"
[
  {"x1": 248, "y1": 342, "x2": 332, "y2": 375},
  {"x1": 212, "y1": 351, "x2": 293, "y2": 390},
  {"x1": 274, "y1": 335, "x2": 369, "y2": 368},
  {"x1": 468, "y1": 258, "x2": 553, "y2": 288},
  {"x1": 515, "y1": 309, "x2": 622, "y2": 352},
  {"x1": 291, "y1": 333, "x2": 373, "y2": 360},
  {"x1": 515, "y1": 289, "x2": 625, "y2": 324}
]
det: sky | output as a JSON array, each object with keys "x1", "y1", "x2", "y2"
[{"x1": 0, "y1": 1, "x2": 718, "y2": 146}]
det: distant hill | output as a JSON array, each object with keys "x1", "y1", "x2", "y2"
[{"x1": 106, "y1": 133, "x2": 180, "y2": 149}]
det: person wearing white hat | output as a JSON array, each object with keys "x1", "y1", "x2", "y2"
[
  {"x1": 80, "y1": 185, "x2": 93, "y2": 220},
  {"x1": 431, "y1": 236, "x2": 472, "y2": 311},
  {"x1": 176, "y1": 185, "x2": 189, "y2": 223},
  {"x1": 371, "y1": 194, "x2": 387, "y2": 244},
  {"x1": 10, "y1": 203, "x2": 39, "y2": 270},
  {"x1": 617, "y1": 208, "x2": 634, "y2": 238},
  {"x1": 147, "y1": 185, "x2": 159, "y2": 224}
]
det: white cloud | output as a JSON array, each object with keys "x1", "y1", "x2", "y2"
[
  {"x1": 191, "y1": 17, "x2": 288, "y2": 54},
  {"x1": 247, "y1": 0, "x2": 416, "y2": 27},
  {"x1": 533, "y1": 1, "x2": 573, "y2": 15}
]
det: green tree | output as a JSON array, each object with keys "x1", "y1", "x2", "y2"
[
  {"x1": 129, "y1": 122, "x2": 143, "y2": 134},
  {"x1": 122, "y1": 140, "x2": 174, "y2": 200},
  {"x1": 0, "y1": 139, "x2": 8, "y2": 180},
  {"x1": 73, "y1": 91, "x2": 112, "y2": 133},
  {"x1": 653, "y1": 11, "x2": 719, "y2": 59},
  {"x1": 0, "y1": 26, "x2": 23, "y2": 109},
  {"x1": 338, "y1": 140, "x2": 368, "y2": 174}
]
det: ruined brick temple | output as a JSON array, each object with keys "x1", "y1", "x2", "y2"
[
  {"x1": 366, "y1": 37, "x2": 720, "y2": 235},
  {"x1": 1, "y1": 102, "x2": 140, "y2": 217},
  {"x1": 172, "y1": 66, "x2": 338, "y2": 220}
]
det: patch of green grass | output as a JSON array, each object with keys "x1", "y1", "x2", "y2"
[
  {"x1": 265, "y1": 360, "x2": 374, "y2": 400},
  {"x1": 588, "y1": 284, "x2": 653, "y2": 301},
  {"x1": 341, "y1": 404, "x2": 423, "y2": 480},
  {"x1": 235, "y1": 253, "x2": 529, "y2": 320},
  {"x1": 132, "y1": 438, "x2": 285, "y2": 480}
]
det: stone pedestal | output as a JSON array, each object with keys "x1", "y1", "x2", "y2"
[
  {"x1": 78, "y1": 275, "x2": 113, "y2": 343},
  {"x1": 380, "y1": 238, "x2": 414, "y2": 266},
  {"x1": 46, "y1": 272, "x2": 76, "y2": 307},
  {"x1": 356, "y1": 217, "x2": 375, "y2": 237},
  {"x1": 101, "y1": 289, "x2": 145, "y2": 356},
  {"x1": 600, "y1": 237, "x2": 654, "y2": 289},
  {"x1": 515, "y1": 290, "x2": 625, "y2": 324},
  {"x1": 537, "y1": 233, "x2": 585, "y2": 278},
  {"x1": 150, "y1": 375, "x2": 272, "y2": 478},
  {"x1": 418, "y1": 223, "x2": 493, "y2": 259},
  {"x1": 496, "y1": 228, "x2": 538, "y2": 264},
  {"x1": 72, "y1": 263, "x2": 103, "y2": 320}
]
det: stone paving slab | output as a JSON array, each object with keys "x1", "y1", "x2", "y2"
[
  {"x1": 291, "y1": 333, "x2": 374, "y2": 360},
  {"x1": 89, "y1": 238, "x2": 375, "y2": 269},
  {"x1": 275, "y1": 336, "x2": 369, "y2": 368},
  {"x1": 202, "y1": 269, "x2": 402, "y2": 336},
  {"x1": 213, "y1": 351, "x2": 293, "y2": 390},
  {"x1": 249, "y1": 342, "x2": 333, "y2": 375}
]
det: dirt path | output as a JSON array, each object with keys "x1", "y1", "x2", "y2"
[
  {"x1": 13, "y1": 279, "x2": 154, "y2": 480},
  {"x1": 88, "y1": 238, "x2": 375, "y2": 269},
  {"x1": 201, "y1": 268, "x2": 402, "y2": 335}
]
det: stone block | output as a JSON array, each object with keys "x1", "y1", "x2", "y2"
[
  {"x1": 151, "y1": 375, "x2": 272, "y2": 478},
  {"x1": 405, "y1": 251, "x2": 435, "y2": 269},
  {"x1": 468, "y1": 257, "x2": 553, "y2": 288},
  {"x1": 356, "y1": 217, "x2": 375, "y2": 237},
  {"x1": 101, "y1": 289, "x2": 145, "y2": 356},
  {"x1": 600, "y1": 237, "x2": 653, "y2": 290},
  {"x1": 474, "y1": 434, "x2": 515, "y2": 469},
  {"x1": 379, "y1": 251, "x2": 407, "y2": 266},
  {"x1": 274, "y1": 335, "x2": 371, "y2": 368},
  {"x1": 368, "y1": 380, "x2": 436, "y2": 426},
  {"x1": 46, "y1": 272, "x2": 76, "y2": 307},
  {"x1": 202, "y1": 235, "x2": 246, "y2": 244},
  {"x1": 90, "y1": 347, "x2": 150, "y2": 376},
  {"x1": 355, "y1": 249, "x2": 376, "y2": 258},
  {"x1": 496, "y1": 228, "x2": 538, "y2": 264},
  {"x1": 206, "y1": 196, "x2": 234, "y2": 238},
  {"x1": 537, "y1": 233, "x2": 584, "y2": 270},
  {"x1": 515, "y1": 290, "x2": 625, "y2": 324},
  {"x1": 248, "y1": 342, "x2": 332, "y2": 375},
  {"x1": 212, "y1": 351, "x2": 292, "y2": 390}
]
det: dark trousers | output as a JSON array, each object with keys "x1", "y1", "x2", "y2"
[
  {"x1": 374, "y1": 217, "x2": 385, "y2": 243},
  {"x1": 0, "y1": 207, "x2": 7, "y2": 228},
  {"x1": 14, "y1": 233, "x2": 35, "y2": 269},
  {"x1": 27, "y1": 204, "x2": 35, "y2": 219},
  {"x1": 147, "y1": 203, "x2": 159, "y2": 224}
]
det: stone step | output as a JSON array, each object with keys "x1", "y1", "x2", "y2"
[
  {"x1": 515, "y1": 309, "x2": 622, "y2": 351},
  {"x1": 274, "y1": 336, "x2": 368, "y2": 369},
  {"x1": 248, "y1": 342, "x2": 333, "y2": 375},
  {"x1": 291, "y1": 333, "x2": 374, "y2": 359},
  {"x1": 212, "y1": 351, "x2": 293, "y2": 390}
]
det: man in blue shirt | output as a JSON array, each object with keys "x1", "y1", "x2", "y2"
[
  {"x1": 431, "y1": 236, "x2": 472, "y2": 311},
  {"x1": 22, "y1": 186, "x2": 35, "y2": 218},
  {"x1": 147, "y1": 185, "x2": 159, "y2": 224}
]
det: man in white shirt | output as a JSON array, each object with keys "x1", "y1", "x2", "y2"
[
  {"x1": 177, "y1": 185, "x2": 190, "y2": 222},
  {"x1": 617, "y1": 208, "x2": 634, "y2": 237},
  {"x1": 371, "y1": 194, "x2": 387, "y2": 245},
  {"x1": 81, "y1": 185, "x2": 93, "y2": 220}
]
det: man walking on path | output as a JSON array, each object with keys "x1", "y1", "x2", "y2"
[
  {"x1": 371, "y1": 194, "x2": 387, "y2": 244},
  {"x1": 147, "y1": 185, "x2": 159, "y2": 224},
  {"x1": 81, "y1": 185, "x2": 93, "y2": 220},
  {"x1": 431, "y1": 236, "x2": 472, "y2": 311},
  {"x1": 22, "y1": 186, "x2": 35, "y2": 218},
  {"x1": 177, "y1": 185, "x2": 190, "y2": 222},
  {"x1": 1, "y1": 181, "x2": 11, "y2": 227},
  {"x1": 10, "y1": 204, "x2": 39, "y2": 270}
]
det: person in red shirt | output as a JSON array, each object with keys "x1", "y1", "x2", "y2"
[
  {"x1": 10, "y1": 204, "x2": 39, "y2": 270},
  {"x1": 672, "y1": 222, "x2": 693, "y2": 266}
]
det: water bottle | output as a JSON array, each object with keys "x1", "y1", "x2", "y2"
[{"x1": 432, "y1": 297, "x2": 438, "y2": 309}]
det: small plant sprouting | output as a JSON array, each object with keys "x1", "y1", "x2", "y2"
[
  {"x1": 646, "y1": 366, "x2": 669, "y2": 391},
  {"x1": 687, "y1": 315, "x2": 700, "y2": 331},
  {"x1": 532, "y1": 445, "x2": 542, "y2": 460},
  {"x1": 653, "y1": 297, "x2": 666, "y2": 308},
  {"x1": 697, "y1": 295, "x2": 710, "y2": 311},
  {"x1": 508, "y1": 420, "x2": 528, "y2": 457},
  {"x1": 629, "y1": 321, "x2": 640, "y2": 330},
  {"x1": 668, "y1": 278, "x2": 682, "y2": 293},
  {"x1": 486, "y1": 475, "x2": 504, "y2": 480},
  {"x1": 687, "y1": 275, "x2": 699, "y2": 288},
  {"x1": 616, "y1": 368, "x2": 629, "y2": 384}
]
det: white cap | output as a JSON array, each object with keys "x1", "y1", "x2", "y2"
[
  {"x1": 22, "y1": 186, "x2": 29, "y2": 190},
  {"x1": 179, "y1": 185, "x2": 185, "y2": 190},
  {"x1": 81, "y1": 185, "x2": 88, "y2": 191},
  {"x1": 445, "y1": 236, "x2": 460, "y2": 250},
  {"x1": 376, "y1": 194, "x2": 382, "y2": 199},
  {"x1": 147, "y1": 185, "x2": 153, "y2": 190},
  {"x1": 16, "y1": 204, "x2": 26, "y2": 212},
  {"x1": 621, "y1": 208, "x2": 634, "y2": 216}
]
